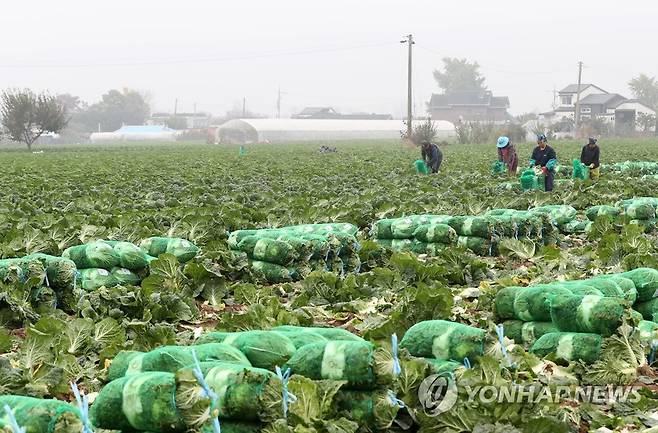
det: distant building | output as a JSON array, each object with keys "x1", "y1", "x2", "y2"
[
  {"x1": 292, "y1": 106, "x2": 393, "y2": 120},
  {"x1": 538, "y1": 83, "x2": 656, "y2": 132},
  {"x1": 149, "y1": 112, "x2": 211, "y2": 129},
  {"x1": 427, "y1": 90, "x2": 511, "y2": 123}
]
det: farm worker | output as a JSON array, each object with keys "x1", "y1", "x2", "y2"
[
  {"x1": 496, "y1": 136, "x2": 518, "y2": 173},
  {"x1": 421, "y1": 140, "x2": 443, "y2": 174},
  {"x1": 580, "y1": 137, "x2": 600, "y2": 180},
  {"x1": 529, "y1": 134, "x2": 558, "y2": 192}
]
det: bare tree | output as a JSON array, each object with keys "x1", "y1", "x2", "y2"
[{"x1": 1, "y1": 89, "x2": 69, "y2": 150}]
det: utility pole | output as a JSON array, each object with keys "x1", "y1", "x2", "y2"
[
  {"x1": 573, "y1": 61, "x2": 584, "y2": 136},
  {"x1": 242, "y1": 97, "x2": 246, "y2": 117},
  {"x1": 552, "y1": 85, "x2": 558, "y2": 110},
  {"x1": 193, "y1": 102, "x2": 197, "y2": 128},
  {"x1": 277, "y1": 86, "x2": 281, "y2": 119},
  {"x1": 174, "y1": 98, "x2": 178, "y2": 117},
  {"x1": 400, "y1": 34, "x2": 414, "y2": 138}
]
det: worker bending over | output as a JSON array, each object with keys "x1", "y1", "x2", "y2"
[
  {"x1": 496, "y1": 136, "x2": 518, "y2": 173},
  {"x1": 580, "y1": 137, "x2": 600, "y2": 180},
  {"x1": 421, "y1": 140, "x2": 443, "y2": 174},
  {"x1": 530, "y1": 134, "x2": 558, "y2": 192}
]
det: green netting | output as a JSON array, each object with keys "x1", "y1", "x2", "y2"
[
  {"x1": 446, "y1": 216, "x2": 495, "y2": 238},
  {"x1": 283, "y1": 223, "x2": 359, "y2": 236},
  {"x1": 457, "y1": 236, "x2": 492, "y2": 256},
  {"x1": 607, "y1": 161, "x2": 658, "y2": 174},
  {"x1": 108, "y1": 343, "x2": 251, "y2": 380},
  {"x1": 384, "y1": 215, "x2": 451, "y2": 239},
  {"x1": 530, "y1": 332, "x2": 602, "y2": 363},
  {"x1": 519, "y1": 169, "x2": 544, "y2": 191},
  {"x1": 251, "y1": 238, "x2": 298, "y2": 266},
  {"x1": 0, "y1": 258, "x2": 45, "y2": 284},
  {"x1": 624, "y1": 202, "x2": 656, "y2": 220},
  {"x1": 176, "y1": 362, "x2": 280, "y2": 425},
  {"x1": 422, "y1": 358, "x2": 463, "y2": 375},
  {"x1": 586, "y1": 277, "x2": 636, "y2": 303},
  {"x1": 638, "y1": 320, "x2": 658, "y2": 344},
  {"x1": 202, "y1": 422, "x2": 263, "y2": 433},
  {"x1": 89, "y1": 372, "x2": 186, "y2": 432},
  {"x1": 513, "y1": 286, "x2": 572, "y2": 322},
  {"x1": 621, "y1": 268, "x2": 658, "y2": 302},
  {"x1": 572, "y1": 158, "x2": 589, "y2": 180},
  {"x1": 390, "y1": 217, "x2": 428, "y2": 239},
  {"x1": 0, "y1": 396, "x2": 82, "y2": 433},
  {"x1": 586, "y1": 205, "x2": 621, "y2": 222},
  {"x1": 549, "y1": 294, "x2": 627, "y2": 336},
  {"x1": 335, "y1": 390, "x2": 400, "y2": 430},
  {"x1": 284, "y1": 340, "x2": 392, "y2": 390},
  {"x1": 494, "y1": 286, "x2": 523, "y2": 320},
  {"x1": 560, "y1": 220, "x2": 593, "y2": 234},
  {"x1": 25, "y1": 254, "x2": 76, "y2": 289},
  {"x1": 630, "y1": 218, "x2": 658, "y2": 230},
  {"x1": 62, "y1": 242, "x2": 120, "y2": 270},
  {"x1": 412, "y1": 223, "x2": 457, "y2": 244},
  {"x1": 249, "y1": 260, "x2": 294, "y2": 283},
  {"x1": 228, "y1": 230, "x2": 259, "y2": 250},
  {"x1": 102, "y1": 240, "x2": 151, "y2": 270},
  {"x1": 139, "y1": 237, "x2": 199, "y2": 263},
  {"x1": 502, "y1": 320, "x2": 558, "y2": 346},
  {"x1": 491, "y1": 160, "x2": 506, "y2": 175},
  {"x1": 634, "y1": 298, "x2": 658, "y2": 322},
  {"x1": 78, "y1": 268, "x2": 119, "y2": 291},
  {"x1": 110, "y1": 267, "x2": 141, "y2": 286},
  {"x1": 415, "y1": 159, "x2": 429, "y2": 175},
  {"x1": 282, "y1": 331, "x2": 327, "y2": 349},
  {"x1": 272, "y1": 325, "x2": 364, "y2": 342},
  {"x1": 529, "y1": 205, "x2": 578, "y2": 225},
  {"x1": 196, "y1": 331, "x2": 296, "y2": 371},
  {"x1": 372, "y1": 219, "x2": 395, "y2": 239},
  {"x1": 399, "y1": 320, "x2": 486, "y2": 362}
]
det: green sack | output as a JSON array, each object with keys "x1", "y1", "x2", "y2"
[
  {"x1": 513, "y1": 286, "x2": 572, "y2": 322},
  {"x1": 25, "y1": 253, "x2": 77, "y2": 290},
  {"x1": 110, "y1": 267, "x2": 141, "y2": 286},
  {"x1": 585, "y1": 277, "x2": 636, "y2": 303},
  {"x1": 422, "y1": 358, "x2": 464, "y2": 375},
  {"x1": 89, "y1": 372, "x2": 186, "y2": 432},
  {"x1": 252, "y1": 238, "x2": 298, "y2": 266},
  {"x1": 250, "y1": 260, "x2": 294, "y2": 283},
  {"x1": 560, "y1": 220, "x2": 593, "y2": 234},
  {"x1": 284, "y1": 340, "x2": 393, "y2": 390},
  {"x1": 139, "y1": 237, "x2": 199, "y2": 263},
  {"x1": 502, "y1": 320, "x2": 559, "y2": 346},
  {"x1": 272, "y1": 325, "x2": 364, "y2": 342},
  {"x1": 529, "y1": 205, "x2": 577, "y2": 225},
  {"x1": 491, "y1": 160, "x2": 506, "y2": 175},
  {"x1": 621, "y1": 268, "x2": 658, "y2": 302},
  {"x1": 457, "y1": 236, "x2": 493, "y2": 256},
  {"x1": 108, "y1": 343, "x2": 251, "y2": 380},
  {"x1": 196, "y1": 331, "x2": 296, "y2": 371},
  {"x1": 399, "y1": 320, "x2": 486, "y2": 362},
  {"x1": 0, "y1": 258, "x2": 45, "y2": 283},
  {"x1": 638, "y1": 320, "x2": 658, "y2": 344},
  {"x1": 335, "y1": 390, "x2": 400, "y2": 430},
  {"x1": 284, "y1": 223, "x2": 359, "y2": 236},
  {"x1": 633, "y1": 298, "x2": 658, "y2": 322},
  {"x1": 494, "y1": 286, "x2": 523, "y2": 320},
  {"x1": 204, "y1": 422, "x2": 263, "y2": 433},
  {"x1": 372, "y1": 219, "x2": 395, "y2": 239},
  {"x1": 78, "y1": 268, "x2": 120, "y2": 291},
  {"x1": 62, "y1": 242, "x2": 120, "y2": 270},
  {"x1": 549, "y1": 294, "x2": 627, "y2": 336},
  {"x1": 103, "y1": 240, "x2": 151, "y2": 270},
  {"x1": 414, "y1": 159, "x2": 429, "y2": 175},
  {"x1": 412, "y1": 223, "x2": 457, "y2": 244},
  {"x1": 0, "y1": 396, "x2": 83, "y2": 433},
  {"x1": 572, "y1": 158, "x2": 589, "y2": 180},
  {"x1": 624, "y1": 203, "x2": 656, "y2": 220},
  {"x1": 530, "y1": 332, "x2": 602, "y2": 364},
  {"x1": 176, "y1": 362, "x2": 281, "y2": 425},
  {"x1": 447, "y1": 216, "x2": 495, "y2": 239},
  {"x1": 586, "y1": 205, "x2": 620, "y2": 222}
]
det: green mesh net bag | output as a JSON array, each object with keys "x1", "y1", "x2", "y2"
[
  {"x1": 62, "y1": 242, "x2": 120, "y2": 270},
  {"x1": 272, "y1": 325, "x2": 364, "y2": 342},
  {"x1": 249, "y1": 260, "x2": 295, "y2": 283},
  {"x1": 638, "y1": 320, "x2": 658, "y2": 344},
  {"x1": 422, "y1": 358, "x2": 464, "y2": 375},
  {"x1": 139, "y1": 237, "x2": 199, "y2": 263},
  {"x1": 280, "y1": 331, "x2": 327, "y2": 349},
  {"x1": 560, "y1": 220, "x2": 593, "y2": 235},
  {"x1": 372, "y1": 219, "x2": 395, "y2": 239},
  {"x1": 621, "y1": 268, "x2": 658, "y2": 302},
  {"x1": 108, "y1": 343, "x2": 251, "y2": 380},
  {"x1": 284, "y1": 223, "x2": 359, "y2": 236},
  {"x1": 585, "y1": 277, "x2": 636, "y2": 303},
  {"x1": 529, "y1": 205, "x2": 577, "y2": 226},
  {"x1": 0, "y1": 258, "x2": 45, "y2": 284},
  {"x1": 102, "y1": 240, "x2": 151, "y2": 270},
  {"x1": 388, "y1": 215, "x2": 452, "y2": 239},
  {"x1": 513, "y1": 286, "x2": 572, "y2": 322},
  {"x1": 25, "y1": 253, "x2": 76, "y2": 290},
  {"x1": 549, "y1": 294, "x2": 627, "y2": 336},
  {"x1": 457, "y1": 236, "x2": 492, "y2": 256},
  {"x1": 252, "y1": 238, "x2": 298, "y2": 266},
  {"x1": 284, "y1": 340, "x2": 394, "y2": 390},
  {"x1": 89, "y1": 372, "x2": 186, "y2": 432},
  {"x1": 586, "y1": 205, "x2": 621, "y2": 222},
  {"x1": 633, "y1": 298, "x2": 658, "y2": 322},
  {"x1": 412, "y1": 223, "x2": 458, "y2": 244},
  {"x1": 501, "y1": 320, "x2": 559, "y2": 346},
  {"x1": 335, "y1": 390, "x2": 400, "y2": 430},
  {"x1": 446, "y1": 216, "x2": 495, "y2": 238},
  {"x1": 110, "y1": 267, "x2": 141, "y2": 286},
  {"x1": 399, "y1": 320, "x2": 485, "y2": 362},
  {"x1": 196, "y1": 331, "x2": 296, "y2": 371},
  {"x1": 530, "y1": 332, "x2": 602, "y2": 364},
  {"x1": 78, "y1": 268, "x2": 119, "y2": 291},
  {"x1": 494, "y1": 286, "x2": 523, "y2": 320},
  {"x1": 491, "y1": 160, "x2": 506, "y2": 175},
  {"x1": 519, "y1": 169, "x2": 543, "y2": 191},
  {"x1": 202, "y1": 422, "x2": 263, "y2": 433},
  {"x1": 0, "y1": 396, "x2": 83, "y2": 433},
  {"x1": 176, "y1": 362, "x2": 281, "y2": 425},
  {"x1": 414, "y1": 159, "x2": 429, "y2": 175},
  {"x1": 572, "y1": 158, "x2": 589, "y2": 180},
  {"x1": 624, "y1": 202, "x2": 656, "y2": 220}
]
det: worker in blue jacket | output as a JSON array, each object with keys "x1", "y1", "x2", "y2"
[{"x1": 529, "y1": 134, "x2": 558, "y2": 191}]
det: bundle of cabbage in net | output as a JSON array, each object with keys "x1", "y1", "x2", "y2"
[
  {"x1": 530, "y1": 332, "x2": 602, "y2": 364},
  {"x1": 614, "y1": 197, "x2": 658, "y2": 228},
  {"x1": 528, "y1": 205, "x2": 578, "y2": 230},
  {"x1": 228, "y1": 223, "x2": 360, "y2": 283},
  {"x1": 399, "y1": 320, "x2": 486, "y2": 365},
  {"x1": 519, "y1": 168, "x2": 545, "y2": 191},
  {"x1": 604, "y1": 161, "x2": 658, "y2": 175},
  {"x1": 484, "y1": 209, "x2": 551, "y2": 240},
  {"x1": 0, "y1": 396, "x2": 84, "y2": 433}
]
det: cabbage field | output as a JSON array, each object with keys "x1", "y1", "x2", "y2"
[{"x1": 3, "y1": 138, "x2": 658, "y2": 433}]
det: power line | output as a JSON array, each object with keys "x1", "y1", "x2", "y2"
[{"x1": 0, "y1": 42, "x2": 398, "y2": 69}]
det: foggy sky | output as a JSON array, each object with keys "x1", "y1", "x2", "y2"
[{"x1": 1, "y1": 0, "x2": 656, "y2": 119}]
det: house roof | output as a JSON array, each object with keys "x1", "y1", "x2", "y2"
[
  {"x1": 560, "y1": 83, "x2": 608, "y2": 94},
  {"x1": 298, "y1": 107, "x2": 336, "y2": 115},
  {"x1": 429, "y1": 91, "x2": 510, "y2": 108},
  {"x1": 115, "y1": 125, "x2": 175, "y2": 133},
  {"x1": 579, "y1": 93, "x2": 626, "y2": 106}
]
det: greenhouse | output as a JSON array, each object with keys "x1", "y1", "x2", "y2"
[
  {"x1": 215, "y1": 119, "x2": 456, "y2": 144},
  {"x1": 90, "y1": 125, "x2": 178, "y2": 143}
]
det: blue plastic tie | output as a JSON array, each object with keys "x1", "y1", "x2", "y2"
[
  {"x1": 391, "y1": 334, "x2": 402, "y2": 376},
  {"x1": 190, "y1": 350, "x2": 221, "y2": 433},
  {"x1": 463, "y1": 357, "x2": 471, "y2": 369},
  {"x1": 275, "y1": 366, "x2": 297, "y2": 420},
  {"x1": 70, "y1": 382, "x2": 93, "y2": 433},
  {"x1": 650, "y1": 341, "x2": 658, "y2": 365},
  {"x1": 3, "y1": 405, "x2": 25, "y2": 433},
  {"x1": 495, "y1": 324, "x2": 513, "y2": 366},
  {"x1": 387, "y1": 390, "x2": 405, "y2": 408}
]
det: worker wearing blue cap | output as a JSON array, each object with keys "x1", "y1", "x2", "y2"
[
  {"x1": 496, "y1": 136, "x2": 518, "y2": 173},
  {"x1": 530, "y1": 134, "x2": 558, "y2": 191}
]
